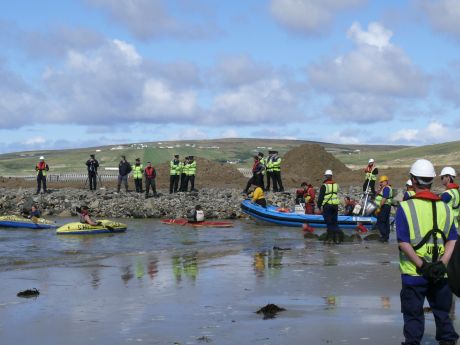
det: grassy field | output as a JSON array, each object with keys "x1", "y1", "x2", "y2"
[{"x1": 0, "y1": 138, "x2": 458, "y2": 176}]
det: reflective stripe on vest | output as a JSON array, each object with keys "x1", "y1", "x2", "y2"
[
  {"x1": 271, "y1": 157, "x2": 281, "y2": 172},
  {"x1": 322, "y1": 183, "x2": 339, "y2": 206},
  {"x1": 375, "y1": 186, "x2": 393, "y2": 206},
  {"x1": 399, "y1": 199, "x2": 453, "y2": 276},
  {"x1": 170, "y1": 160, "x2": 180, "y2": 175},
  {"x1": 445, "y1": 188, "x2": 460, "y2": 229},
  {"x1": 188, "y1": 161, "x2": 196, "y2": 175},
  {"x1": 364, "y1": 166, "x2": 377, "y2": 181},
  {"x1": 132, "y1": 164, "x2": 143, "y2": 179}
]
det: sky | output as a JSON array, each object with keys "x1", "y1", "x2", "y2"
[{"x1": 1, "y1": 0, "x2": 460, "y2": 153}]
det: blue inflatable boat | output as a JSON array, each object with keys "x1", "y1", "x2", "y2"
[
  {"x1": 0, "y1": 215, "x2": 56, "y2": 229},
  {"x1": 241, "y1": 199, "x2": 377, "y2": 229}
]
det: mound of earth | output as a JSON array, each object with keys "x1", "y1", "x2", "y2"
[
  {"x1": 282, "y1": 144, "x2": 350, "y2": 187},
  {"x1": 155, "y1": 157, "x2": 246, "y2": 188}
]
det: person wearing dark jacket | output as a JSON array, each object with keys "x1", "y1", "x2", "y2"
[
  {"x1": 86, "y1": 154, "x2": 99, "y2": 191},
  {"x1": 117, "y1": 155, "x2": 132, "y2": 193},
  {"x1": 242, "y1": 156, "x2": 264, "y2": 194},
  {"x1": 144, "y1": 162, "x2": 158, "y2": 198}
]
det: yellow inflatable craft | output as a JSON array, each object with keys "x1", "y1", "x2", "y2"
[{"x1": 56, "y1": 220, "x2": 127, "y2": 235}]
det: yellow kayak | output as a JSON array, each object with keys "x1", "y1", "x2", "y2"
[
  {"x1": 0, "y1": 215, "x2": 56, "y2": 229},
  {"x1": 56, "y1": 220, "x2": 127, "y2": 235}
]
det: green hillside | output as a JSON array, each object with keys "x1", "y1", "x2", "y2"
[{"x1": 1, "y1": 138, "x2": 457, "y2": 176}]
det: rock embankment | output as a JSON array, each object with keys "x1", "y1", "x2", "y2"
[{"x1": 0, "y1": 185, "x2": 421, "y2": 220}]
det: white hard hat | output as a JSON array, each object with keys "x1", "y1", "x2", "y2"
[
  {"x1": 368, "y1": 158, "x2": 375, "y2": 163},
  {"x1": 39, "y1": 156, "x2": 45, "y2": 160},
  {"x1": 410, "y1": 159, "x2": 436, "y2": 178},
  {"x1": 440, "y1": 166, "x2": 456, "y2": 177},
  {"x1": 324, "y1": 169, "x2": 333, "y2": 176},
  {"x1": 405, "y1": 179, "x2": 413, "y2": 187}
]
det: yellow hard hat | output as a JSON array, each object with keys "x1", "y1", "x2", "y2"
[{"x1": 379, "y1": 175, "x2": 389, "y2": 183}]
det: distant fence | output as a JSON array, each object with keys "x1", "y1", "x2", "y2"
[
  {"x1": 237, "y1": 168, "x2": 252, "y2": 178},
  {"x1": 6, "y1": 172, "x2": 119, "y2": 183}
]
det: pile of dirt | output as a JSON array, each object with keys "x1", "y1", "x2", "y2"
[
  {"x1": 282, "y1": 144, "x2": 350, "y2": 187},
  {"x1": 155, "y1": 157, "x2": 246, "y2": 188}
]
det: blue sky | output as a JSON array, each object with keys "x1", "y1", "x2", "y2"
[{"x1": 1, "y1": 0, "x2": 460, "y2": 153}]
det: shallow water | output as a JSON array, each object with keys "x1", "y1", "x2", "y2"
[{"x1": 0, "y1": 219, "x2": 458, "y2": 345}]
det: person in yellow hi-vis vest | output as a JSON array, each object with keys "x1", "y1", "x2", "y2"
[
  {"x1": 169, "y1": 154, "x2": 180, "y2": 194},
  {"x1": 440, "y1": 167, "x2": 460, "y2": 231},
  {"x1": 132, "y1": 158, "x2": 144, "y2": 193},
  {"x1": 317, "y1": 169, "x2": 342, "y2": 243},
  {"x1": 396, "y1": 159, "x2": 458, "y2": 345}
]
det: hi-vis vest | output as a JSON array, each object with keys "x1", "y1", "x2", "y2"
[
  {"x1": 399, "y1": 199, "x2": 453, "y2": 276},
  {"x1": 36, "y1": 162, "x2": 47, "y2": 176},
  {"x1": 132, "y1": 164, "x2": 143, "y2": 179},
  {"x1": 271, "y1": 157, "x2": 281, "y2": 172},
  {"x1": 322, "y1": 183, "x2": 339, "y2": 206},
  {"x1": 365, "y1": 166, "x2": 377, "y2": 181},
  {"x1": 170, "y1": 160, "x2": 180, "y2": 175},
  {"x1": 260, "y1": 157, "x2": 267, "y2": 175},
  {"x1": 187, "y1": 161, "x2": 196, "y2": 176},
  {"x1": 444, "y1": 188, "x2": 460, "y2": 229},
  {"x1": 375, "y1": 186, "x2": 393, "y2": 206}
]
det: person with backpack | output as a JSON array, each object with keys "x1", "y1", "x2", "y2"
[
  {"x1": 85, "y1": 154, "x2": 99, "y2": 191},
  {"x1": 396, "y1": 159, "x2": 458, "y2": 345}
]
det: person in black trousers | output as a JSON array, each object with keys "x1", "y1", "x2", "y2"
[
  {"x1": 117, "y1": 155, "x2": 131, "y2": 193},
  {"x1": 86, "y1": 154, "x2": 99, "y2": 191},
  {"x1": 242, "y1": 156, "x2": 263, "y2": 194}
]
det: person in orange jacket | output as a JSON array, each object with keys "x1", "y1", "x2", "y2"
[{"x1": 35, "y1": 156, "x2": 49, "y2": 194}]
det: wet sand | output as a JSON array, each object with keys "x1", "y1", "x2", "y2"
[{"x1": 0, "y1": 220, "x2": 457, "y2": 345}]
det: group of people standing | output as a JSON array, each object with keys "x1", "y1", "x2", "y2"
[
  {"x1": 243, "y1": 151, "x2": 284, "y2": 194},
  {"x1": 169, "y1": 154, "x2": 197, "y2": 194}
]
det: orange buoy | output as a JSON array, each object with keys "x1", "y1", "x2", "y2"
[{"x1": 302, "y1": 223, "x2": 314, "y2": 233}]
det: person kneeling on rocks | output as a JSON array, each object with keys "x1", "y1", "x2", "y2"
[
  {"x1": 188, "y1": 205, "x2": 205, "y2": 223},
  {"x1": 78, "y1": 206, "x2": 101, "y2": 226}
]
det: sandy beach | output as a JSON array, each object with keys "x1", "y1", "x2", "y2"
[{"x1": 1, "y1": 219, "x2": 457, "y2": 345}]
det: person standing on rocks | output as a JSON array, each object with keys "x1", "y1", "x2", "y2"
[
  {"x1": 243, "y1": 156, "x2": 264, "y2": 194},
  {"x1": 317, "y1": 170, "x2": 342, "y2": 243},
  {"x1": 258, "y1": 152, "x2": 267, "y2": 190},
  {"x1": 440, "y1": 167, "x2": 459, "y2": 231},
  {"x1": 179, "y1": 156, "x2": 188, "y2": 192},
  {"x1": 363, "y1": 158, "x2": 378, "y2": 196},
  {"x1": 85, "y1": 154, "x2": 99, "y2": 191},
  {"x1": 169, "y1": 154, "x2": 181, "y2": 194},
  {"x1": 144, "y1": 162, "x2": 158, "y2": 198},
  {"x1": 265, "y1": 151, "x2": 274, "y2": 191},
  {"x1": 132, "y1": 158, "x2": 144, "y2": 193},
  {"x1": 117, "y1": 155, "x2": 131, "y2": 193},
  {"x1": 396, "y1": 159, "x2": 458, "y2": 345},
  {"x1": 271, "y1": 151, "x2": 284, "y2": 192},
  {"x1": 187, "y1": 156, "x2": 197, "y2": 192},
  {"x1": 375, "y1": 175, "x2": 393, "y2": 243},
  {"x1": 35, "y1": 156, "x2": 49, "y2": 195}
]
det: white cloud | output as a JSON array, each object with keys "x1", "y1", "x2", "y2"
[
  {"x1": 270, "y1": 0, "x2": 364, "y2": 35},
  {"x1": 219, "y1": 129, "x2": 239, "y2": 138},
  {"x1": 325, "y1": 131, "x2": 361, "y2": 144},
  {"x1": 390, "y1": 121, "x2": 460, "y2": 144},
  {"x1": 22, "y1": 136, "x2": 46, "y2": 146},
  {"x1": 420, "y1": 0, "x2": 460, "y2": 41},
  {"x1": 86, "y1": 0, "x2": 219, "y2": 40},
  {"x1": 308, "y1": 22, "x2": 427, "y2": 123},
  {"x1": 213, "y1": 55, "x2": 271, "y2": 87},
  {"x1": 168, "y1": 127, "x2": 208, "y2": 141},
  {"x1": 347, "y1": 22, "x2": 392, "y2": 50}
]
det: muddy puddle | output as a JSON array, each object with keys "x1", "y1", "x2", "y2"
[{"x1": 0, "y1": 219, "x2": 458, "y2": 344}]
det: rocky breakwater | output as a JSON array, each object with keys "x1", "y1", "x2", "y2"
[{"x1": 0, "y1": 188, "x2": 295, "y2": 220}]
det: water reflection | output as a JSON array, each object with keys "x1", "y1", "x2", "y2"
[
  {"x1": 121, "y1": 265, "x2": 134, "y2": 285},
  {"x1": 148, "y1": 256, "x2": 158, "y2": 281},
  {"x1": 324, "y1": 295, "x2": 338, "y2": 309},
  {"x1": 135, "y1": 257, "x2": 145, "y2": 279},
  {"x1": 253, "y1": 248, "x2": 283, "y2": 277},
  {"x1": 381, "y1": 296, "x2": 391, "y2": 309},
  {"x1": 172, "y1": 252, "x2": 199, "y2": 284},
  {"x1": 90, "y1": 268, "x2": 100, "y2": 289}
]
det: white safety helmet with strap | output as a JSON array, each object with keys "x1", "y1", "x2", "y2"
[
  {"x1": 39, "y1": 156, "x2": 45, "y2": 160},
  {"x1": 368, "y1": 158, "x2": 375, "y2": 164},
  {"x1": 440, "y1": 166, "x2": 456, "y2": 177},
  {"x1": 324, "y1": 169, "x2": 333, "y2": 176},
  {"x1": 405, "y1": 179, "x2": 413, "y2": 187},
  {"x1": 409, "y1": 159, "x2": 436, "y2": 185}
]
